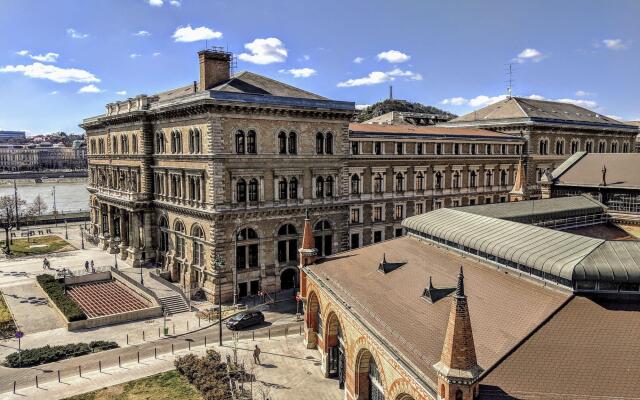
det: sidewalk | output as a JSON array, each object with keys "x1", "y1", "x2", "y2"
[{"x1": 0, "y1": 327, "x2": 337, "y2": 400}]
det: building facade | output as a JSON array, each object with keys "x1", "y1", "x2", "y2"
[
  {"x1": 443, "y1": 97, "x2": 638, "y2": 198},
  {"x1": 0, "y1": 144, "x2": 87, "y2": 171}
]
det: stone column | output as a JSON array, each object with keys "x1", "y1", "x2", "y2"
[{"x1": 119, "y1": 209, "x2": 128, "y2": 259}]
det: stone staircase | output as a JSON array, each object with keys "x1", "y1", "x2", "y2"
[{"x1": 158, "y1": 294, "x2": 190, "y2": 315}]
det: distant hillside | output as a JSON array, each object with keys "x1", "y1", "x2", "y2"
[{"x1": 356, "y1": 99, "x2": 457, "y2": 122}]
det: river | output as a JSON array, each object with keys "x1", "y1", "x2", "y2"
[{"x1": 0, "y1": 181, "x2": 90, "y2": 213}]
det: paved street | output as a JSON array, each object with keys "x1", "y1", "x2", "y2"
[{"x1": 1, "y1": 282, "x2": 63, "y2": 333}]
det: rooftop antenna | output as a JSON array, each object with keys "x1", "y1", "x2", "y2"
[
  {"x1": 389, "y1": 85, "x2": 393, "y2": 100},
  {"x1": 506, "y1": 63, "x2": 514, "y2": 98}
]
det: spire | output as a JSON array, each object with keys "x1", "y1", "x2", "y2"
[
  {"x1": 509, "y1": 156, "x2": 528, "y2": 202},
  {"x1": 433, "y1": 267, "x2": 482, "y2": 391},
  {"x1": 455, "y1": 266, "x2": 465, "y2": 298},
  {"x1": 299, "y1": 209, "x2": 318, "y2": 267}
]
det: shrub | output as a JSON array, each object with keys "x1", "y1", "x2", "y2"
[
  {"x1": 175, "y1": 349, "x2": 247, "y2": 399},
  {"x1": 4, "y1": 341, "x2": 119, "y2": 368},
  {"x1": 36, "y1": 274, "x2": 86, "y2": 321}
]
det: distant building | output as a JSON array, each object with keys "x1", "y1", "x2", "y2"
[
  {"x1": 362, "y1": 111, "x2": 453, "y2": 126},
  {"x1": 541, "y1": 151, "x2": 640, "y2": 221},
  {"x1": 443, "y1": 97, "x2": 638, "y2": 198},
  {"x1": 0, "y1": 130, "x2": 26, "y2": 143},
  {"x1": 299, "y1": 196, "x2": 640, "y2": 399},
  {"x1": 0, "y1": 144, "x2": 87, "y2": 171}
]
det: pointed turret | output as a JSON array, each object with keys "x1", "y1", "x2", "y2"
[
  {"x1": 509, "y1": 157, "x2": 528, "y2": 202},
  {"x1": 433, "y1": 267, "x2": 482, "y2": 400}
]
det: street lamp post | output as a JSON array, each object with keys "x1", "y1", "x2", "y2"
[
  {"x1": 80, "y1": 227, "x2": 84, "y2": 250},
  {"x1": 140, "y1": 264, "x2": 144, "y2": 286},
  {"x1": 114, "y1": 253, "x2": 118, "y2": 269},
  {"x1": 214, "y1": 254, "x2": 225, "y2": 346},
  {"x1": 64, "y1": 220, "x2": 68, "y2": 240}
]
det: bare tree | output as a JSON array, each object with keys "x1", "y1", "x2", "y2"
[
  {"x1": 0, "y1": 195, "x2": 34, "y2": 255},
  {"x1": 31, "y1": 195, "x2": 48, "y2": 216}
]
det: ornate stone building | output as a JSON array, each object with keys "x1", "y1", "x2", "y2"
[
  {"x1": 83, "y1": 50, "x2": 529, "y2": 303},
  {"x1": 443, "y1": 97, "x2": 638, "y2": 198}
]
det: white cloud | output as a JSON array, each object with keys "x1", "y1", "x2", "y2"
[
  {"x1": 67, "y1": 28, "x2": 88, "y2": 39},
  {"x1": 238, "y1": 38, "x2": 288, "y2": 64},
  {"x1": 377, "y1": 50, "x2": 410, "y2": 63},
  {"x1": 353, "y1": 56, "x2": 364, "y2": 64},
  {"x1": 302, "y1": 54, "x2": 310, "y2": 61},
  {"x1": 170, "y1": 0, "x2": 181, "y2": 6},
  {"x1": 134, "y1": 30, "x2": 151, "y2": 37},
  {"x1": 16, "y1": 50, "x2": 60, "y2": 63},
  {"x1": 441, "y1": 97, "x2": 467, "y2": 106},
  {"x1": 514, "y1": 48, "x2": 545, "y2": 63},
  {"x1": 147, "y1": 0, "x2": 163, "y2": 6},
  {"x1": 78, "y1": 84, "x2": 102, "y2": 94},
  {"x1": 355, "y1": 104, "x2": 370, "y2": 110},
  {"x1": 605, "y1": 114, "x2": 622, "y2": 121},
  {"x1": 602, "y1": 39, "x2": 627, "y2": 50},
  {"x1": 116, "y1": 90, "x2": 127, "y2": 96},
  {"x1": 0, "y1": 62, "x2": 99, "y2": 83},
  {"x1": 575, "y1": 90, "x2": 592, "y2": 97},
  {"x1": 152, "y1": 52, "x2": 161, "y2": 57},
  {"x1": 337, "y1": 71, "x2": 391, "y2": 87},
  {"x1": 130, "y1": 53, "x2": 141, "y2": 59},
  {"x1": 526, "y1": 94, "x2": 546, "y2": 100},
  {"x1": 172, "y1": 25, "x2": 222, "y2": 42},
  {"x1": 280, "y1": 68, "x2": 317, "y2": 78},
  {"x1": 469, "y1": 95, "x2": 509, "y2": 107},
  {"x1": 337, "y1": 68, "x2": 421, "y2": 87},
  {"x1": 50, "y1": 91, "x2": 59, "y2": 95}
]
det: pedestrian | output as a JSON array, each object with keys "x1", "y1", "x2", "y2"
[
  {"x1": 43, "y1": 257, "x2": 48, "y2": 270},
  {"x1": 253, "y1": 344, "x2": 261, "y2": 365},
  {"x1": 90, "y1": 260, "x2": 94, "y2": 270},
  {"x1": 85, "y1": 260, "x2": 89, "y2": 272}
]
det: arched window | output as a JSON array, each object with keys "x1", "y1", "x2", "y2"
[
  {"x1": 585, "y1": 140, "x2": 593, "y2": 153},
  {"x1": 598, "y1": 141, "x2": 606, "y2": 153},
  {"x1": 470, "y1": 170, "x2": 477, "y2": 188},
  {"x1": 159, "y1": 217, "x2": 169, "y2": 253},
  {"x1": 316, "y1": 133, "x2": 324, "y2": 155},
  {"x1": 374, "y1": 173, "x2": 384, "y2": 193},
  {"x1": 555, "y1": 139, "x2": 564, "y2": 155},
  {"x1": 90, "y1": 139, "x2": 96, "y2": 154},
  {"x1": 623, "y1": 142, "x2": 630, "y2": 153},
  {"x1": 121, "y1": 136, "x2": 128, "y2": 153},
  {"x1": 325, "y1": 132, "x2": 333, "y2": 155},
  {"x1": 237, "y1": 179, "x2": 247, "y2": 203},
  {"x1": 316, "y1": 176, "x2": 325, "y2": 198},
  {"x1": 277, "y1": 224, "x2": 298, "y2": 263},
  {"x1": 112, "y1": 135, "x2": 118, "y2": 154},
  {"x1": 132, "y1": 135, "x2": 138, "y2": 153},
  {"x1": 314, "y1": 220, "x2": 333, "y2": 256},
  {"x1": 155, "y1": 132, "x2": 165, "y2": 154},
  {"x1": 278, "y1": 178, "x2": 288, "y2": 200},
  {"x1": 416, "y1": 172, "x2": 424, "y2": 190},
  {"x1": 396, "y1": 173, "x2": 404, "y2": 192},
  {"x1": 435, "y1": 171, "x2": 443, "y2": 190},
  {"x1": 570, "y1": 140, "x2": 579, "y2": 154},
  {"x1": 191, "y1": 225, "x2": 204, "y2": 266},
  {"x1": 326, "y1": 176, "x2": 334, "y2": 197},
  {"x1": 485, "y1": 170, "x2": 493, "y2": 186},
  {"x1": 278, "y1": 131, "x2": 287, "y2": 154},
  {"x1": 247, "y1": 130, "x2": 256, "y2": 154},
  {"x1": 539, "y1": 139, "x2": 548, "y2": 155},
  {"x1": 288, "y1": 132, "x2": 297, "y2": 154},
  {"x1": 236, "y1": 228, "x2": 259, "y2": 269},
  {"x1": 455, "y1": 389, "x2": 463, "y2": 400},
  {"x1": 248, "y1": 178, "x2": 259, "y2": 202},
  {"x1": 452, "y1": 171, "x2": 460, "y2": 189},
  {"x1": 368, "y1": 358, "x2": 384, "y2": 400},
  {"x1": 174, "y1": 220, "x2": 185, "y2": 259},
  {"x1": 189, "y1": 129, "x2": 201, "y2": 154},
  {"x1": 235, "y1": 130, "x2": 245, "y2": 154},
  {"x1": 611, "y1": 141, "x2": 618, "y2": 153},
  {"x1": 170, "y1": 131, "x2": 182, "y2": 154},
  {"x1": 500, "y1": 169, "x2": 508, "y2": 186},
  {"x1": 351, "y1": 174, "x2": 360, "y2": 194},
  {"x1": 289, "y1": 177, "x2": 298, "y2": 199}
]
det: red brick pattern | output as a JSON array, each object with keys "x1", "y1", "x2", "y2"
[{"x1": 67, "y1": 280, "x2": 150, "y2": 318}]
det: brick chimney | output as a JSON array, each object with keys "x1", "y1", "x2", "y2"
[
  {"x1": 198, "y1": 50, "x2": 231, "y2": 91},
  {"x1": 433, "y1": 267, "x2": 483, "y2": 400}
]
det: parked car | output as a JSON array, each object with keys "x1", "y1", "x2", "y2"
[{"x1": 225, "y1": 311, "x2": 265, "y2": 330}]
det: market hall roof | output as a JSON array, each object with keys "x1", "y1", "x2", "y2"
[
  {"x1": 306, "y1": 235, "x2": 568, "y2": 388},
  {"x1": 402, "y1": 207, "x2": 640, "y2": 284},
  {"x1": 443, "y1": 97, "x2": 639, "y2": 131},
  {"x1": 348, "y1": 123, "x2": 525, "y2": 141},
  {"x1": 549, "y1": 152, "x2": 640, "y2": 190},
  {"x1": 459, "y1": 195, "x2": 606, "y2": 224}
]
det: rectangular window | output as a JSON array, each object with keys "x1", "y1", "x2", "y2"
[
  {"x1": 469, "y1": 198, "x2": 476, "y2": 205},
  {"x1": 436, "y1": 143, "x2": 443, "y2": 155},
  {"x1": 374, "y1": 141, "x2": 382, "y2": 155},
  {"x1": 395, "y1": 228, "x2": 403, "y2": 237},
  {"x1": 501, "y1": 144, "x2": 507, "y2": 154},
  {"x1": 485, "y1": 197, "x2": 492, "y2": 204},
  {"x1": 470, "y1": 143, "x2": 477, "y2": 155},
  {"x1": 351, "y1": 142, "x2": 359, "y2": 155},
  {"x1": 453, "y1": 143, "x2": 460, "y2": 155},
  {"x1": 452, "y1": 200, "x2": 460, "y2": 207},
  {"x1": 396, "y1": 142, "x2": 403, "y2": 155},
  {"x1": 373, "y1": 206, "x2": 383, "y2": 222},
  {"x1": 416, "y1": 143, "x2": 423, "y2": 155},
  {"x1": 350, "y1": 208, "x2": 360, "y2": 223},
  {"x1": 373, "y1": 231, "x2": 383, "y2": 243},
  {"x1": 500, "y1": 196, "x2": 507, "y2": 203},
  {"x1": 415, "y1": 202, "x2": 424, "y2": 215},
  {"x1": 434, "y1": 201, "x2": 442, "y2": 210},
  {"x1": 395, "y1": 204, "x2": 404, "y2": 220},
  {"x1": 486, "y1": 144, "x2": 493, "y2": 155}
]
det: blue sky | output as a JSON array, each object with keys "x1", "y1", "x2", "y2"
[{"x1": 1, "y1": 0, "x2": 639, "y2": 134}]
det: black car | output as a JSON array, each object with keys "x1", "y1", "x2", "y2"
[{"x1": 225, "y1": 311, "x2": 265, "y2": 330}]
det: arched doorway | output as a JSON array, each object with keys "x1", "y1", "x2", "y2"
[
  {"x1": 356, "y1": 349, "x2": 384, "y2": 400},
  {"x1": 306, "y1": 292, "x2": 320, "y2": 348},
  {"x1": 326, "y1": 313, "x2": 345, "y2": 389},
  {"x1": 280, "y1": 268, "x2": 297, "y2": 290}
]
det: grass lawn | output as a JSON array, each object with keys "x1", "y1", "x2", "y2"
[
  {"x1": 0, "y1": 292, "x2": 17, "y2": 339},
  {"x1": 1, "y1": 235, "x2": 75, "y2": 257},
  {"x1": 63, "y1": 370, "x2": 202, "y2": 400}
]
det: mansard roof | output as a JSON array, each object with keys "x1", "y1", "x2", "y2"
[
  {"x1": 445, "y1": 97, "x2": 638, "y2": 131},
  {"x1": 549, "y1": 152, "x2": 640, "y2": 189}
]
